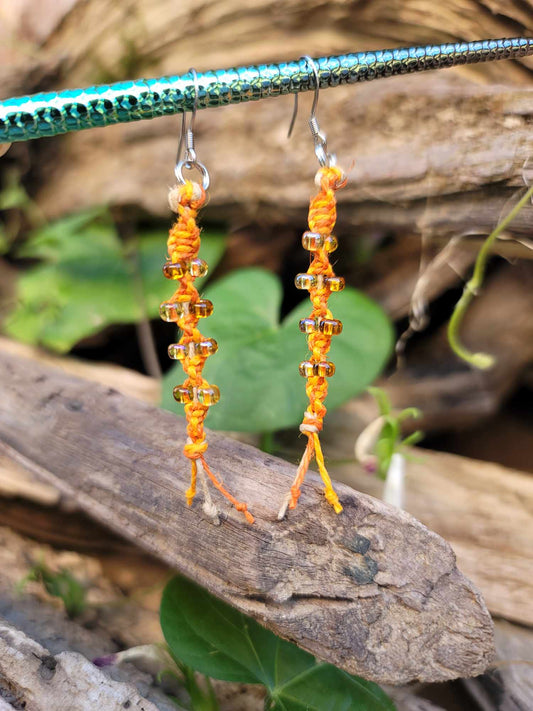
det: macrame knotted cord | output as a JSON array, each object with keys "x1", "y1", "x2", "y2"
[
  {"x1": 280, "y1": 165, "x2": 347, "y2": 518},
  {"x1": 161, "y1": 180, "x2": 254, "y2": 524}
]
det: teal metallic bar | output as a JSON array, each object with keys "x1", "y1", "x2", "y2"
[{"x1": 1, "y1": 37, "x2": 532, "y2": 144}]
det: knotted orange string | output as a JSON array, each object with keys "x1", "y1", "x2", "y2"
[
  {"x1": 161, "y1": 180, "x2": 253, "y2": 524},
  {"x1": 280, "y1": 166, "x2": 347, "y2": 518}
]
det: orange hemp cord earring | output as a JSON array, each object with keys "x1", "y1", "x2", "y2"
[
  {"x1": 160, "y1": 70, "x2": 253, "y2": 524},
  {"x1": 279, "y1": 57, "x2": 347, "y2": 520}
]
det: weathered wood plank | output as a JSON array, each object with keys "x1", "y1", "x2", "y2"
[
  {"x1": 0, "y1": 337, "x2": 160, "y2": 405},
  {"x1": 325, "y1": 428, "x2": 533, "y2": 627},
  {"x1": 0, "y1": 620, "x2": 168, "y2": 711},
  {"x1": 0, "y1": 349, "x2": 494, "y2": 684},
  {"x1": 462, "y1": 621, "x2": 533, "y2": 710}
]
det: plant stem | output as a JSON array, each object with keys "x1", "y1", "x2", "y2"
[
  {"x1": 119, "y1": 218, "x2": 162, "y2": 379},
  {"x1": 260, "y1": 431, "x2": 275, "y2": 454},
  {"x1": 383, "y1": 453, "x2": 406, "y2": 509},
  {"x1": 447, "y1": 184, "x2": 533, "y2": 369}
]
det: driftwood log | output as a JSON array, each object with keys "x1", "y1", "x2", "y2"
[
  {"x1": 0, "y1": 348, "x2": 495, "y2": 685},
  {"x1": 0, "y1": 522, "x2": 530, "y2": 711},
  {"x1": 1, "y1": 338, "x2": 530, "y2": 629},
  {"x1": 327, "y1": 441, "x2": 533, "y2": 628}
]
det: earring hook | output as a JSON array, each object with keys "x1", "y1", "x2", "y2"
[
  {"x1": 175, "y1": 68, "x2": 210, "y2": 190},
  {"x1": 287, "y1": 55, "x2": 335, "y2": 168}
]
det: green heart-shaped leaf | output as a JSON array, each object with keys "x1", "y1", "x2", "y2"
[
  {"x1": 160, "y1": 576, "x2": 395, "y2": 711},
  {"x1": 162, "y1": 268, "x2": 392, "y2": 432}
]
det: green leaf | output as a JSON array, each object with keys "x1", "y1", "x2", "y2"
[
  {"x1": 43, "y1": 568, "x2": 87, "y2": 618},
  {"x1": 161, "y1": 577, "x2": 394, "y2": 711},
  {"x1": 375, "y1": 421, "x2": 397, "y2": 479},
  {"x1": 18, "y1": 562, "x2": 86, "y2": 618},
  {"x1": 401, "y1": 431, "x2": 424, "y2": 448},
  {"x1": 5, "y1": 212, "x2": 136, "y2": 351},
  {"x1": 0, "y1": 180, "x2": 31, "y2": 211},
  {"x1": 396, "y1": 407, "x2": 422, "y2": 424},
  {"x1": 366, "y1": 387, "x2": 392, "y2": 417},
  {"x1": 4, "y1": 210, "x2": 226, "y2": 352},
  {"x1": 162, "y1": 268, "x2": 392, "y2": 432}
]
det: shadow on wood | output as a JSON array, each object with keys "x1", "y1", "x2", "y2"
[{"x1": 0, "y1": 350, "x2": 494, "y2": 685}]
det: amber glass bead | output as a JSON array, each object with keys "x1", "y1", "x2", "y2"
[
  {"x1": 302, "y1": 231, "x2": 338, "y2": 253},
  {"x1": 173, "y1": 385, "x2": 193, "y2": 403},
  {"x1": 168, "y1": 343, "x2": 188, "y2": 360},
  {"x1": 319, "y1": 318, "x2": 343, "y2": 335},
  {"x1": 324, "y1": 276, "x2": 345, "y2": 292},
  {"x1": 299, "y1": 361, "x2": 336, "y2": 377},
  {"x1": 324, "y1": 235, "x2": 338, "y2": 252},
  {"x1": 302, "y1": 232, "x2": 322, "y2": 251},
  {"x1": 189, "y1": 258, "x2": 208, "y2": 277},
  {"x1": 194, "y1": 299, "x2": 213, "y2": 318},
  {"x1": 163, "y1": 261, "x2": 187, "y2": 279},
  {"x1": 168, "y1": 339, "x2": 217, "y2": 360},
  {"x1": 299, "y1": 361, "x2": 316, "y2": 377},
  {"x1": 295, "y1": 273, "x2": 317, "y2": 290},
  {"x1": 316, "y1": 361, "x2": 336, "y2": 377},
  {"x1": 299, "y1": 317, "x2": 318, "y2": 334},
  {"x1": 159, "y1": 301, "x2": 189, "y2": 321},
  {"x1": 197, "y1": 385, "x2": 220, "y2": 406},
  {"x1": 196, "y1": 338, "x2": 218, "y2": 357}
]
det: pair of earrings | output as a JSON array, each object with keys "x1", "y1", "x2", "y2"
[{"x1": 160, "y1": 62, "x2": 346, "y2": 524}]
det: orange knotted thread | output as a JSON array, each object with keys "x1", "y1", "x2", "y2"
[
  {"x1": 286, "y1": 165, "x2": 346, "y2": 515},
  {"x1": 162, "y1": 180, "x2": 254, "y2": 523}
]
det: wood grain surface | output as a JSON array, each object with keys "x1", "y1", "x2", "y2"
[{"x1": 0, "y1": 349, "x2": 495, "y2": 684}]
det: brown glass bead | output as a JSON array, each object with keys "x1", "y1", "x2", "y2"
[
  {"x1": 168, "y1": 343, "x2": 188, "y2": 360},
  {"x1": 315, "y1": 361, "x2": 336, "y2": 377},
  {"x1": 173, "y1": 385, "x2": 193, "y2": 403},
  {"x1": 163, "y1": 261, "x2": 187, "y2": 279},
  {"x1": 299, "y1": 360, "x2": 335, "y2": 377},
  {"x1": 295, "y1": 273, "x2": 317, "y2": 290},
  {"x1": 196, "y1": 338, "x2": 218, "y2": 357},
  {"x1": 189, "y1": 258, "x2": 208, "y2": 277},
  {"x1": 324, "y1": 235, "x2": 338, "y2": 252},
  {"x1": 168, "y1": 339, "x2": 217, "y2": 360},
  {"x1": 197, "y1": 385, "x2": 220, "y2": 406},
  {"x1": 299, "y1": 318, "x2": 317, "y2": 334},
  {"x1": 298, "y1": 361, "x2": 316, "y2": 377},
  {"x1": 319, "y1": 318, "x2": 343, "y2": 335},
  {"x1": 324, "y1": 276, "x2": 345, "y2": 292},
  {"x1": 159, "y1": 301, "x2": 189, "y2": 322},
  {"x1": 193, "y1": 299, "x2": 214, "y2": 318},
  {"x1": 301, "y1": 232, "x2": 322, "y2": 251},
  {"x1": 301, "y1": 232, "x2": 338, "y2": 253}
]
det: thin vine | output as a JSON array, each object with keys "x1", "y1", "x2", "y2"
[{"x1": 447, "y1": 184, "x2": 533, "y2": 369}]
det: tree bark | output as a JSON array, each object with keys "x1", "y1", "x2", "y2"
[{"x1": 0, "y1": 348, "x2": 495, "y2": 685}]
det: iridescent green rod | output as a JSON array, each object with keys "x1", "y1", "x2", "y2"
[{"x1": 1, "y1": 37, "x2": 533, "y2": 144}]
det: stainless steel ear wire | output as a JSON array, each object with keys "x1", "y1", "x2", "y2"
[
  {"x1": 287, "y1": 55, "x2": 336, "y2": 168},
  {"x1": 175, "y1": 68, "x2": 210, "y2": 190}
]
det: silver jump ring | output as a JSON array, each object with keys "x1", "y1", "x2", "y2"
[{"x1": 175, "y1": 159, "x2": 210, "y2": 191}]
